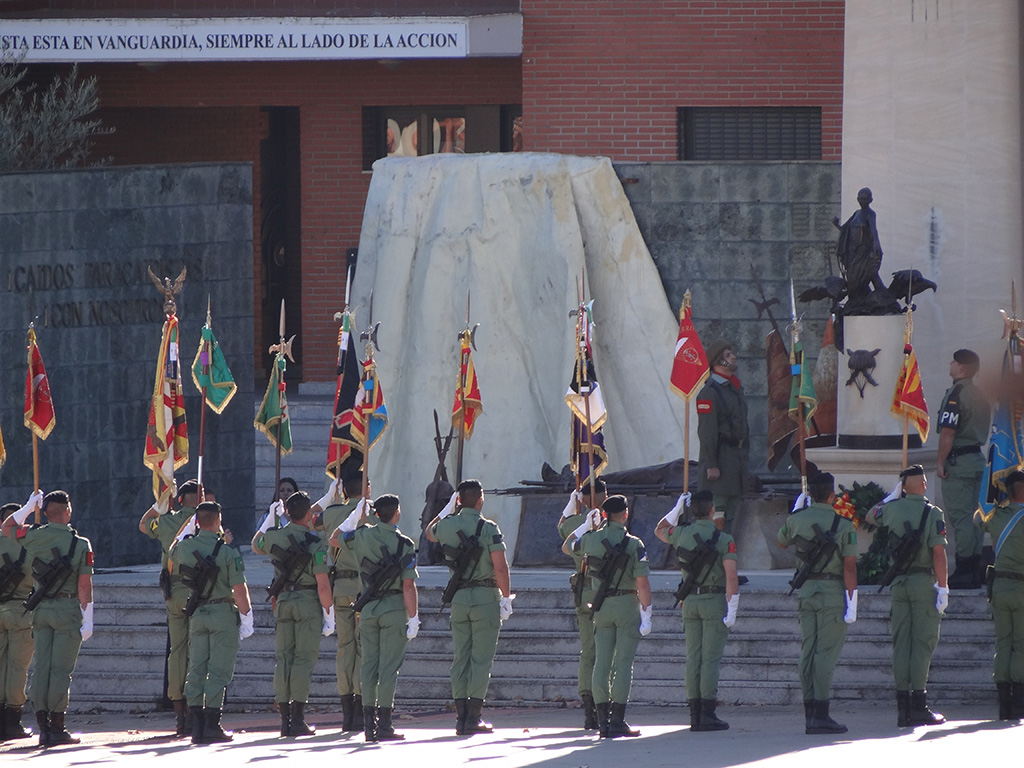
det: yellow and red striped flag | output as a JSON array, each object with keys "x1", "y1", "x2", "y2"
[
  {"x1": 24, "y1": 327, "x2": 56, "y2": 440},
  {"x1": 891, "y1": 342, "x2": 929, "y2": 443},
  {"x1": 144, "y1": 315, "x2": 189, "y2": 507},
  {"x1": 452, "y1": 333, "x2": 483, "y2": 439}
]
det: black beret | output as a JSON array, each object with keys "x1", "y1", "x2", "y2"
[
  {"x1": 953, "y1": 349, "x2": 980, "y2": 367},
  {"x1": 900, "y1": 464, "x2": 925, "y2": 479},
  {"x1": 693, "y1": 489, "x2": 714, "y2": 503},
  {"x1": 602, "y1": 495, "x2": 629, "y2": 515}
]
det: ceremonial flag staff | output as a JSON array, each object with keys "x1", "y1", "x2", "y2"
[
  {"x1": 788, "y1": 279, "x2": 809, "y2": 498},
  {"x1": 255, "y1": 299, "x2": 295, "y2": 509},
  {"x1": 452, "y1": 290, "x2": 481, "y2": 487},
  {"x1": 191, "y1": 295, "x2": 237, "y2": 491},
  {"x1": 357, "y1": 291, "x2": 386, "y2": 500},
  {"x1": 25, "y1": 322, "x2": 57, "y2": 523},
  {"x1": 669, "y1": 289, "x2": 711, "y2": 498},
  {"x1": 890, "y1": 272, "x2": 929, "y2": 471},
  {"x1": 326, "y1": 262, "x2": 356, "y2": 479}
]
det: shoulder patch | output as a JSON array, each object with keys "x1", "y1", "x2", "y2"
[
  {"x1": 15, "y1": 528, "x2": 27, "y2": 540},
  {"x1": 314, "y1": 550, "x2": 328, "y2": 566},
  {"x1": 401, "y1": 552, "x2": 416, "y2": 569},
  {"x1": 637, "y1": 543, "x2": 648, "y2": 562},
  {"x1": 936, "y1": 519, "x2": 946, "y2": 535},
  {"x1": 86, "y1": 551, "x2": 94, "y2": 566},
  {"x1": 492, "y1": 534, "x2": 503, "y2": 545},
  {"x1": 727, "y1": 540, "x2": 736, "y2": 554},
  {"x1": 342, "y1": 530, "x2": 356, "y2": 543},
  {"x1": 147, "y1": 519, "x2": 159, "y2": 535},
  {"x1": 256, "y1": 534, "x2": 265, "y2": 550},
  {"x1": 696, "y1": 399, "x2": 712, "y2": 414},
  {"x1": 235, "y1": 556, "x2": 245, "y2": 571}
]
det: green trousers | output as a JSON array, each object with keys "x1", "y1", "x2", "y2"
[
  {"x1": 942, "y1": 461, "x2": 983, "y2": 558},
  {"x1": 713, "y1": 494, "x2": 741, "y2": 535},
  {"x1": 166, "y1": 587, "x2": 190, "y2": 701},
  {"x1": 0, "y1": 601, "x2": 33, "y2": 706},
  {"x1": 334, "y1": 593, "x2": 361, "y2": 696},
  {"x1": 592, "y1": 594, "x2": 640, "y2": 705},
  {"x1": 359, "y1": 607, "x2": 409, "y2": 708},
  {"x1": 30, "y1": 598, "x2": 83, "y2": 712},
  {"x1": 992, "y1": 582, "x2": 1024, "y2": 683},
  {"x1": 450, "y1": 599, "x2": 501, "y2": 700},
  {"x1": 890, "y1": 574, "x2": 941, "y2": 690},
  {"x1": 575, "y1": 605, "x2": 596, "y2": 696},
  {"x1": 682, "y1": 594, "x2": 729, "y2": 700},
  {"x1": 184, "y1": 603, "x2": 239, "y2": 709},
  {"x1": 797, "y1": 587, "x2": 848, "y2": 701},
  {"x1": 273, "y1": 594, "x2": 321, "y2": 703}
]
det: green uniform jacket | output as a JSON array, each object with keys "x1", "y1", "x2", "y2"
[
  {"x1": 253, "y1": 523, "x2": 329, "y2": 599},
  {"x1": 777, "y1": 502, "x2": 857, "y2": 596},
  {"x1": 938, "y1": 379, "x2": 990, "y2": 450},
  {"x1": 559, "y1": 512, "x2": 596, "y2": 604},
  {"x1": 666, "y1": 518, "x2": 737, "y2": 591},
  {"x1": 0, "y1": 529, "x2": 34, "y2": 602},
  {"x1": 696, "y1": 373, "x2": 750, "y2": 495},
  {"x1": 431, "y1": 508, "x2": 505, "y2": 606},
  {"x1": 575, "y1": 520, "x2": 650, "y2": 596},
  {"x1": 318, "y1": 500, "x2": 362, "y2": 598},
  {"x1": 143, "y1": 506, "x2": 196, "y2": 567},
  {"x1": 170, "y1": 529, "x2": 245, "y2": 603},
  {"x1": 980, "y1": 502, "x2": 1024, "y2": 577},
  {"x1": 873, "y1": 494, "x2": 947, "y2": 578},
  {"x1": 17, "y1": 523, "x2": 93, "y2": 600},
  {"x1": 342, "y1": 520, "x2": 417, "y2": 618}
]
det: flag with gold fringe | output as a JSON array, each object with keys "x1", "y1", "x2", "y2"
[
  {"x1": 24, "y1": 327, "x2": 56, "y2": 440},
  {"x1": 890, "y1": 342, "x2": 929, "y2": 443},
  {"x1": 979, "y1": 327, "x2": 1024, "y2": 518},
  {"x1": 144, "y1": 315, "x2": 189, "y2": 507},
  {"x1": 191, "y1": 324, "x2": 237, "y2": 414},
  {"x1": 669, "y1": 299, "x2": 710, "y2": 400},
  {"x1": 788, "y1": 339, "x2": 817, "y2": 431},
  {"x1": 351, "y1": 357, "x2": 388, "y2": 451},
  {"x1": 452, "y1": 333, "x2": 483, "y2": 439},
  {"x1": 255, "y1": 354, "x2": 292, "y2": 455}
]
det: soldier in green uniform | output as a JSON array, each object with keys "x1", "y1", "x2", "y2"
[
  {"x1": 557, "y1": 479, "x2": 606, "y2": 730},
  {"x1": 0, "y1": 499, "x2": 38, "y2": 741},
  {"x1": 655, "y1": 489, "x2": 738, "y2": 731},
  {"x1": 2, "y1": 490, "x2": 93, "y2": 747},
  {"x1": 936, "y1": 349, "x2": 991, "y2": 589},
  {"x1": 331, "y1": 493, "x2": 419, "y2": 742},
  {"x1": 169, "y1": 501, "x2": 253, "y2": 745},
  {"x1": 975, "y1": 469, "x2": 1024, "y2": 720},
  {"x1": 311, "y1": 468, "x2": 365, "y2": 731},
  {"x1": 563, "y1": 494, "x2": 652, "y2": 739},
  {"x1": 426, "y1": 479, "x2": 513, "y2": 735},
  {"x1": 776, "y1": 472, "x2": 858, "y2": 735},
  {"x1": 696, "y1": 340, "x2": 750, "y2": 536},
  {"x1": 138, "y1": 478, "x2": 201, "y2": 736},
  {"x1": 872, "y1": 464, "x2": 948, "y2": 727},
  {"x1": 251, "y1": 491, "x2": 333, "y2": 737}
]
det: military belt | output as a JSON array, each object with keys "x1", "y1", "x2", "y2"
[
  {"x1": 993, "y1": 570, "x2": 1024, "y2": 582},
  {"x1": 806, "y1": 573, "x2": 842, "y2": 582},
  {"x1": 719, "y1": 436, "x2": 746, "y2": 449},
  {"x1": 604, "y1": 589, "x2": 636, "y2": 597},
  {"x1": 333, "y1": 569, "x2": 359, "y2": 579},
  {"x1": 693, "y1": 585, "x2": 726, "y2": 595},
  {"x1": 202, "y1": 597, "x2": 234, "y2": 606},
  {"x1": 48, "y1": 592, "x2": 77, "y2": 600},
  {"x1": 283, "y1": 584, "x2": 318, "y2": 592},
  {"x1": 367, "y1": 589, "x2": 403, "y2": 600},
  {"x1": 906, "y1": 566, "x2": 934, "y2": 575},
  {"x1": 948, "y1": 444, "x2": 981, "y2": 458},
  {"x1": 458, "y1": 579, "x2": 498, "y2": 590}
]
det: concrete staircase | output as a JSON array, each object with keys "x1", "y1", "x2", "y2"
[{"x1": 74, "y1": 566, "x2": 994, "y2": 713}]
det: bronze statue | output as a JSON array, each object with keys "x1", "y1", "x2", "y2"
[
  {"x1": 832, "y1": 188, "x2": 899, "y2": 315},
  {"x1": 147, "y1": 265, "x2": 187, "y2": 317}
]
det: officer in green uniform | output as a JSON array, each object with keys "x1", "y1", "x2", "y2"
[
  {"x1": 776, "y1": 472, "x2": 858, "y2": 735},
  {"x1": 251, "y1": 491, "x2": 333, "y2": 737},
  {"x1": 138, "y1": 478, "x2": 201, "y2": 736},
  {"x1": 426, "y1": 479, "x2": 513, "y2": 735},
  {"x1": 563, "y1": 494, "x2": 652, "y2": 739},
  {"x1": 332, "y1": 493, "x2": 419, "y2": 742},
  {"x1": 936, "y1": 349, "x2": 991, "y2": 589},
  {"x1": 975, "y1": 469, "x2": 1024, "y2": 720},
  {"x1": 696, "y1": 339, "x2": 750, "y2": 535},
  {"x1": 872, "y1": 464, "x2": 948, "y2": 727},
  {"x1": 656, "y1": 489, "x2": 738, "y2": 731},
  {"x1": 312, "y1": 469, "x2": 365, "y2": 731},
  {"x1": 0, "y1": 500, "x2": 37, "y2": 741},
  {"x1": 556, "y1": 479, "x2": 607, "y2": 730},
  {"x1": 169, "y1": 501, "x2": 253, "y2": 745},
  {"x1": 2, "y1": 490, "x2": 93, "y2": 747}
]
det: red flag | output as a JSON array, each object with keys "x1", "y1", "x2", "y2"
[
  {"x1": 670, "y1": 300, "x2": 710, "y2": 400},
  {"x1": 24, "y1": 327, "x2": 56, "y2": 440},
  {"x1": 144, "y1": 315, "x2": 189, "y2": 507},
  {"x1": 891, "y1": 342, "x2": 929, "y2": 443},
  {"x1": 452, "y1": 335, "x2": 483, "y2": 439}
]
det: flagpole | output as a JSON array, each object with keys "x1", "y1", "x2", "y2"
[
  {"x1": 680, "y1": 293, "x2": 692, "y2": 497},
  {"x1": 901, "y1": 307, "x2": 914, "y2": 471},
  {"x1": 273, "y1": 299, "x2": 286, "y2": 503},
  {"x1": 197, "y1": 296, "x2": 211, "y2": 494},
  {"x1": 358, "y1": 292, "x2": 380, "y2": 501},
  {"x1": 789, "y1": 280, "x2": 808, "y2": 497},
  {"x1": 455, "y1": 290, "x2": 470, "y2": 487},
  {"x1": 329, "y1": 264, "x2": 355, "y2": 479},
  {"x1": 27, "y1": 325, "x2": 41, "y2": 523}
]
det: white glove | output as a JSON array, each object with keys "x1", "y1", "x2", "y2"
[
  {"x1": 639, "y1": 604, "x2": 653, "y2": 636},
  {"x1": 560, "y1": 489, "x2": 583, "y2": 519},
  {"x1": 571, "y1": 516, "x2": 592, "y2": 541},
  {"x1": 407, "y1": 613, "x2": 421, "y2": 639},
  {"x1": 338, "y1": 498, "x2": 367, "y2": 535},
  {"x1": 12, "y1": 490, "x2": 43, "y2": 525},
  {"x1": 935, "y1": 584, "x2": 949, "y2": 614},
  {"x1": 791, "y1": 492, "x2": 810, "y2": 513},
  {"x1": 438, "y1": 491, "x2": 459, "y2": 520},
  {"x1": 322, "y1": 606, "x2": 336, "y2": 636},
  {"x1": 175, "y1": 515, "x2": 197, "y2": 542},
  {"x1": 315, "y1": 477, "x2": 343, "y2": 510},
  {"x1": 663, "y1": 492, "x2": 690, "y2": 527},
  {"x1": 80, "y1": 602, "x2": 94, "y2": 641},
  {"x1": 154, "y1": 496, "x2": 169, "y2": 516},
  {"x1": 723, "y1": 594, "x2": 739, "y2": 628},
  {"x1": 844, "y1": 590, "x2": 858, "y2": 624},
  {"x1": 257, "y1": 502, "x2": 281, "y2": 534},
  {"x1": 586, "y1": 508, "x2": 602, "y2": 531},
  {"x1": 499, "y1": 595, "x2": 515, "y2": 621},
  {"x1": 239, "y1": 610, "x2": 255, "y2": 640}
]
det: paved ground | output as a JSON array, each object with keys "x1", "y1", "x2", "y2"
[{"x1": 2, "y1": 704, "x2": 1018, "y2": 767}]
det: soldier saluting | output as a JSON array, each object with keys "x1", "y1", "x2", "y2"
[
  {"x1": 0, "y1": 500, "x2": 38, "y2": 741},
  {"x1": 2, "y1": 490, "x2": 93, "y2": 748}
]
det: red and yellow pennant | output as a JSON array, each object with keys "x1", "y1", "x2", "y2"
[
  {"x1": 891, "y1": 343, "x2": 929, "y2": 443},
  {"x1": 452, "y1": 334, "x2": 483, "y2": 439},
  {"x1": 24, "y1": 327, "x2": 56, "y2": 440}
]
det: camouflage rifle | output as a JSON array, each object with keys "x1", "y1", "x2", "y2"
[
  {"x1": 587, "y1": 537, "x2": 631, "y2": 619},
  {"x1": 266, "y1": 533, "x2": 315, "y2": 601},
  {"x1": 23, "y1": 547, "x2": 74, "y2": 614},
  {"x1": 351, "y1": 544, "x2": 404, "y2": 613},
  {"x1": 0, "y1": 551, "x2": 27, "y2": 603},
  {"x1": 673, "y1": 530, "x2": 722, "y2": 605},
  {"x1": 788, "y1": 520, "x2": 841, "y2": 596}
]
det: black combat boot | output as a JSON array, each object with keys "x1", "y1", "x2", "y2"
[
  {"x1": 189, "y1": 706, "x2": 205, "y2": 745},
  {"x1": 290, "y1": 701, "x2": 315, "y2": 736},
  {"x1": 949, "y1": 556, "x2": 980, "y2": 589},
  {"x1": 454, "y1": 698, "x2": 468, "y2": 735},
  {"x1": 203, "y1": 708, "x2": 233, "y2": 743},
  {"x1": 363, "y1": 706, "x2": 377, "y2": 742},
  {"x1": 697, "y1": 699, "x2": 728, "y2": 731},
  {"x1": 36, "y1": 710, "x2": 49, "y2": 747},
  {"x1": 5, "y1": 705, "x2": 31, "y2": 740},
  {"x1": 376, "y1": 708, "x2": 404, "y2": 741},
  {"x1": 909, "y1": 690, "x2": 945, "y2": 726},
  {"x1": 595, "y1": 702, "x2": 610, "y2": 738},
  {"x1": 806, "y1": 700, "x2": 847, "y2": 735},
  {"x1": 803, "y1": 701, "x2": 814, "y2": 731},
  {"x1": 1011, "y1": 682, "x2": 1024, "y2": 720},
  {"x1": 997, "y1": 683, "x2": 1013, "y2": 721},
  {"x1": 581, "y1": 692, "x2": 599, "y2": 730},
  {"x1": 47, "y1": 712, "x2": 80, "y2": 745},
  {"x1": 0, "y1": 704, "x2": 6, "y2": 741},
  {"x1": 352, "y1": 695, "x2": 365, "y2": 730},
  {"x1": 171, "y1": 699, "x2": 189, "y2": 737},
  {"x1": 896, "y1": 690, "x2": 911, "y2": 727},
  {"x1": 688, "y1": 699, "x2": 702, "y2": 730},
  {"x1": 340, "y1": 694, "x2": 355, "y2": 731},
  {"x1": 464, "y1": 698, "x2": 494, "y2": 734},
  {"x1": 278, "y1": 701, "x2": 292, "y2": 737},
  {"x1": 606, "y1": 702, "x2": 640, "y2": 738}
]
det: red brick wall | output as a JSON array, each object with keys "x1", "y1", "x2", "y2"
[{"x1": 520, "y1": 0, "x2": 844, "y2": 161}]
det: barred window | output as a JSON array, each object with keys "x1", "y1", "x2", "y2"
[{"x1": 678, "y1": 107, "x2": 822, "y2": 161}]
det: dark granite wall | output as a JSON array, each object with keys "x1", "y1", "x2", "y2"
[{"x1": 0, "y1": 163, "x2": 256, "y2": 567}]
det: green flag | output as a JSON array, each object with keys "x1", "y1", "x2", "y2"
[
  {"x1": 788, "y1": 340, "x2": 817, "y2": 430},
  {"x1": 254, "y1": 354, "x2": 292, "y2": 454},
  {"x1": 192, "y1": 325, "x2": 237, "y2": 414}
]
